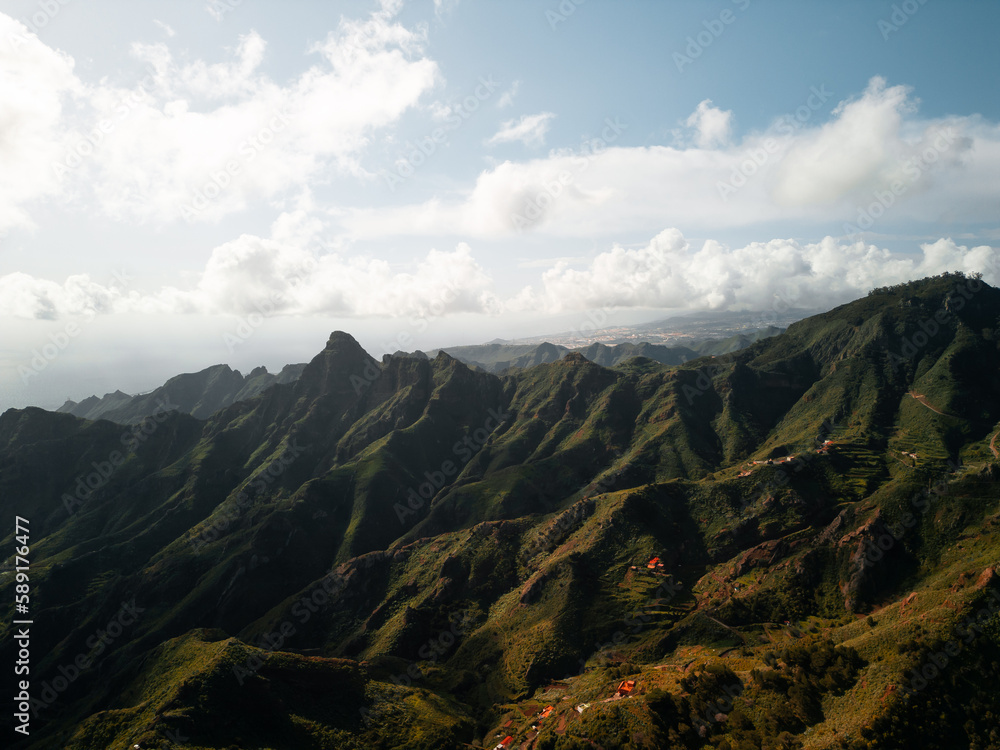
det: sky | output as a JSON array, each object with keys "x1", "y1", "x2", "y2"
[{"x1": 2, "y1": 0, "x2": 999, "y2": 410}]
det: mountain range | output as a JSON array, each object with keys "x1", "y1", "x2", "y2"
[
  {"x1": 432, "y1": 327, "x2": 783, "y2": 374},
  {"x1": 53, "y1": 327, "x2": 783, "y2": 427},
  {"x1": 2, "y1": 273, "x2": 999, "y2": 750},
  {"x1": 57, "y1": 364, "x2": 308, "y2": 425}
]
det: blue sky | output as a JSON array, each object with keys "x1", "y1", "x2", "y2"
[{"x1": 2, "y1": 0, "x2": 999, "y2": 409}]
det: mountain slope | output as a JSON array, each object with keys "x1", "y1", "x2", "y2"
[{"x1": 2, "y1": 274, "x2": 999, "y2": 749}]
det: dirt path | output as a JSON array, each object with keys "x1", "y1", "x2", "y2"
[
  {"x1": 909, "y1": 393, "x2": 999, "y2": 459},
  {"x1": 908, "y1": 391, "x2": 957, "y2": 418}
]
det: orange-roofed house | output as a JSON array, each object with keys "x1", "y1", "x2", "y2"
[
  {"x1": 646, "y1": 557, "x2": 660, "y2": 570},
  {"x1": 540, "y1": 705, "x2": 554, "y2": 719},
  {"x1": 616, "y1": 679, "x2": 636, "y2": 697},
  {"x1": 494, "y1": 736, "x2": 514, "y2": 750}
]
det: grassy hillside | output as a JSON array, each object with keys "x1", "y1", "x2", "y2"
[{"x1": 2, "y1": 274, "x2": 999, "y2": 749}]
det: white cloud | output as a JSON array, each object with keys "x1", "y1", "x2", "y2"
[
  {"x1": 0, "y1": 15, "x2": 83, "y2": 234},
  {"x1": 177, "y1": 236, "x2": 500, "y2": 318},
  {"x1": 206, "y1": 1, "x2": 240, "y2": 23},
  {"x1": 340, "y1": 78, "x2": 998, "y2": 241},
  {"x1": 434, "y1": 0, "x2": 462, "y2": 16},
  {"x1": 497, "y1": 80, "x2": 520, "y2": 109},
  {"x1": 153, "y1": 19, "x2": 176, "y2": 38},
  {"x1": 0, "y1": 6, "x2": 439, "y2": 226},
  {"x1": 487, "y1": 111, "x2": 555, "y2": 147},
  {"x1": 773, "y1": 77, "x2": 919, "y2": 206},
  {"x1": 0, "y1": 272, "x2": 131, "y2": 319},
  {"x1": 685, "y1": 99, "x2": 732, "y2": 148},
  {"x1": 129, "y1": 31, "x2": 267, "y2": 100},
  {"x1": 514, "y1": 230, "x2": 1000, "y2": 313},
  {"x1": 4, "y1": 223, "x2": 996, "y2": 322},
  {"x1": 0, "y1": 207, "x2": 501, "y2": 320}
]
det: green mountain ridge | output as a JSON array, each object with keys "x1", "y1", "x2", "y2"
[
  {"x1": 57, "y1": 363, "x2": 308, "y2": 425},
  {"x1": 434, "y1": 327, "x2": 784, "y2": 374},
  {"x1": 2, "y1": 274, "x2": 1000, "y2": 749},
  {"x1": 49, "y1": 332, "x2": 781, "y2": 428}
]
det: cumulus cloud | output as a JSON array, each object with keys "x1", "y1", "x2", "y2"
[
  {"x1": 0, "y1": 5, "x2": 439, "y2": 226},
  {"x1": 773, "y1": 77, "x2": 919, "y2": 205},
  {"x1": 4, "y1": 224, "x2": 996, "y2": 322},
  {"x1": 487, "y1": 112, "x2": 555, "y2": 147},
  {"x1": 0, "y1": 15, "x2": 82, "y2": 233},
  {"x1": 685, "y1": 99, "x2": 732, "y2": 148},
  {"x1": 142, "y1": 230, "x2": 503, "y2": 318},
  {"x1": 512, "y1": 230, "x2": 1000, "y2": 314},
  {"x1": 129, "y1": 31, "x2": 267, "y2": 100},
  {"x1": 0, "y1": 272, "x2": 132, "y2": 319},
  {"x1": 104, "y1": 10, "x2": 436, "y2": 222},
  {"x1": 0, "y1": 211, "x2": 501, "y2": 320},
  {"x1": 340, "y1": 77, "x2": 998, "y2": 241}
]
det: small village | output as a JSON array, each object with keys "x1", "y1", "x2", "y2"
[
  {"x1": 629, "y1": 555, "x2": 668, "y2": 573},
  {"x1": 490, "y1": 677, "x2": 642, "y2": 749},
  {"x1": 488, "y1": 554, "x2": 676, "y2": 748}
]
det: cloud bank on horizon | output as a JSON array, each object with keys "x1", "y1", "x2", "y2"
[
  {"x1": 1, "y1": 0, "x2": 999, "y2": 329},
  {"x1": 2, "y1": 227, "x2": 997, "y2": 321}
]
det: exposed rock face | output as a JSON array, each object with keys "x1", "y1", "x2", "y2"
[
  {"x1": 733, "y1": 539, "x2": 788, "y2": 578},
  {"x1": 521, "y1": 499, "x2": 595, "y2": 565},
  {"x1": 839, "y1": 512, "x2": 894, "y2": 612},
  {"x1": 817, "y1": 508, "x2": 852, "y2": 545},
  {"x1": 976, "y1": 566, "x2": 998, "y2": 589}
]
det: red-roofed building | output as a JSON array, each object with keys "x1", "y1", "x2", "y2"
[
  {"x1": 494, "y1": 736, "x2": 514, "y2": 750},
  {"x1": 616, "y1": 679, "x2": 636, "y2": 697}
]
